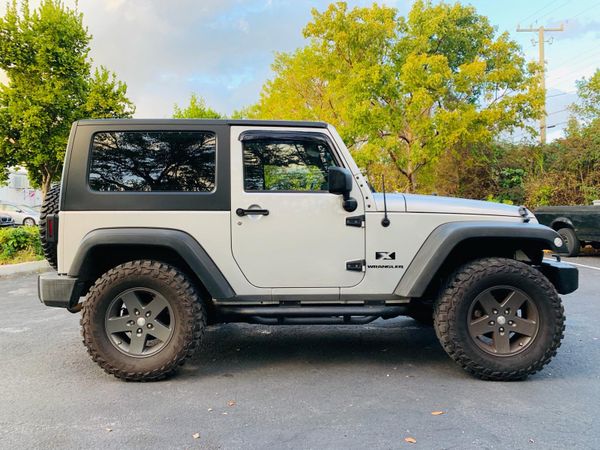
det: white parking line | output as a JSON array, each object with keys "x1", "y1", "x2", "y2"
[{"x1": 546, "y1": 259, "x2": 600, "y2": 271}]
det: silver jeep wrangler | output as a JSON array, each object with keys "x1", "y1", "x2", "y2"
[{"x1": 38, "y1": 119, "x2": 578, "y2": 381}]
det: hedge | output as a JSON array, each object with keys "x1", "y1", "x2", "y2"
[{"x1": 0, "y1": 226, "x2": 44, "y2": 264}]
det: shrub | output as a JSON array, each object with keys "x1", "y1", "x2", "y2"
[{"x1": 0, "y1": 226, "x2": 43, "y2": 263}]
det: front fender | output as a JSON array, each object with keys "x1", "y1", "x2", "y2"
[
  {"x1": 550, "y1": 216, "x2": 575, "y2": 229},
  {"x1": 394, "y1": 221, "x2": 564, "y2": 298}
]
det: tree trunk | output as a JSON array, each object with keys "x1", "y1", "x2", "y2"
[
  {"x1": 406, "y1": 171, "x2": 416, "y2": 193},
  {"x1": 41, "y1": 174, "x2": 52, "y2": 198}
]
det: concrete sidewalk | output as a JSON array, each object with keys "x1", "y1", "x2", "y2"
[{"x1": 0, "y1": 260, "x2": 50, "y2": 278}]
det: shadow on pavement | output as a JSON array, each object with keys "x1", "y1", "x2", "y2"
[{"x1": 179, "y1": 318, "x2": 451, "y2": 379}]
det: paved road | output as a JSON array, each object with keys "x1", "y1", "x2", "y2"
[{"x1": 1, "y1": 257, "x2": 599, "y2": 449}]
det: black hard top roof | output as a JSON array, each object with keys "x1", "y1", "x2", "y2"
[{"x1": 76, "y1": 119, "x2": 329, "y2": 128}]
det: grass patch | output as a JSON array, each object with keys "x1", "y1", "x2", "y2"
[{"x1": 0, "y1": 226, "x2": 44, "y2": 265}]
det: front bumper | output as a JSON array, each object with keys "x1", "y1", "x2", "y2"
[
  {"x1": 38, "y1": 272, "x2": 82, "y2": 310},
  {"x1": 539, "y1": 259, "x2": 578, "y2": 295}
]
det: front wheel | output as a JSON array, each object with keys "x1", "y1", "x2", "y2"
[
  {"x1": 434, "y1": 257, "x2": 565, "y2": 381},
  {"x1": 81, "y1": 260, "x2": 206, "y2": 381},
  {"x1": 557, "y1": 227, "x2": 580, "y2": 257},
  {"x1": 23, "y1": 217, "x2": 36, "y2": 226}
]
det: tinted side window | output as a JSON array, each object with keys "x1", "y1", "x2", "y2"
[
  {"x1": 89, "y1": 131, "x2": 216, "y2": 192},
  {"x1": 243, "y1": 140, "x2": 337, "y2": 191}
]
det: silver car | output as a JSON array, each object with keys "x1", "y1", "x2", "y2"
[
  {"x1": 0, "y1": 214, "x2": 15, "y2": 227},
  {"x1": 0, "y1": 203, "x2": 40, "y2": 226}
]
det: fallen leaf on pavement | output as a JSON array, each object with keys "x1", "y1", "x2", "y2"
[
  {"x1": 405, "y1": 437, "x2": 417, "y2": 444},
  {"x1": 431, "y1": 411, "x2": 445, "y2": 416},
  {"x1": 105, "y1": 428, "x2": 112, "y2": 432},
  {"x1": 227, "y1": 400, "x2": 236, "y2": 407},
  {"x1": 207, "y1": 408, "x2": 213, "y2": 412},
  {"x1": 192, "y1": 433, "x2": 200, "y2": 439}
]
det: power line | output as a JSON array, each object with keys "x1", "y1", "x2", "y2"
[
  {"x1": 548, "y1": 108, "x2": 569, "y2": 115},
  {"x1": 537, "y1": 0, "x2": 571, "y2": 22},
  {"x1": 551, "y1": 45, "x2": 600, "y2": 67},
  {"x1": 546, "y1": 60, "x2": 599, "y2": 84},
  {"x1": 547, "y1": 91, "x2": 576, "y2": 98},
  {"x1": 546, "y1": 121, "x2": 568, "y2": 129},
  {"x1": 570, "y1": 1, "x2": 600, "y2": 19},
  {"x1": 520, "y1": 0, "x2": 562, "y2": 25}
]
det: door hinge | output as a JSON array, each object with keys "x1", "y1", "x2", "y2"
[
  {"x1": 346, "y1": 259, "x2": 366, "y2": 272},
  {"x1": 346, "y1": 215, "x2": 365, "y2": 228}
]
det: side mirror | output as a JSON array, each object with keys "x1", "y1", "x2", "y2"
[{"x1": 328, "y1": 167, "x2": 357, "y2": 212}]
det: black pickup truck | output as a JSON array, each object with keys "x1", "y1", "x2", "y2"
[{"x1": 535, "y1": 203, "x2": 600, "y2": 256}]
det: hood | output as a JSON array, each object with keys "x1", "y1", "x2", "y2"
[{"x1": 372, "y1": 193, "x2": 524, "y2": 217}]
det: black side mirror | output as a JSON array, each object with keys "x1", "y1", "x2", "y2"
[{"x1": 328, "y1": 167, "x2": 357, "y2": 212}]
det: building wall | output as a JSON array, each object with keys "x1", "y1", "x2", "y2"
[{"x1": 0, "y1": 169, "x2": 42, "y2": 207}]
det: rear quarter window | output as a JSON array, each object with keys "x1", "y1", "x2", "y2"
[{"x1": 88, "y1": 131, "x2": 216, "y2": 192}]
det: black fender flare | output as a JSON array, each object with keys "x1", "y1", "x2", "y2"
[
  {"x1": 549, "y1": 217, "x2": 575, "y2": 230},
  {"x1": 68, "y1": 228, "x2": 235, "y2": 299},
  {"x1": 394, "y1": 221, "x2": 564, "y2": 298}
]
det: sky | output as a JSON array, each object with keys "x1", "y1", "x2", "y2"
[{"x1": 1, "y1": 0, "x2": 599, "y2": 141}]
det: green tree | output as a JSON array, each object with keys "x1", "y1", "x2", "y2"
[
  {"x1": 252, "y1": 1, "x2": 542, "y2": 192},
  {"x1": 570, "y1": 69, "x2": 600, "y2": 125},
  {"x1": 0, "y1": 0, "x2": 134, "y2": 194},
  {"x1": 173, "y1": 93, "x2": 222, "y2": 119}
]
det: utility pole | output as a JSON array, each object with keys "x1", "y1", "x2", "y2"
[{"x1": 517, "y1": 24, "x2": 564, "y2": 144}]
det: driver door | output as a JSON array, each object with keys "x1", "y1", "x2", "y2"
[{"x1": 230, "y1": 127, "x2": 365, "y2": 289}]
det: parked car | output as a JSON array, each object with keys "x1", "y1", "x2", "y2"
[
  {"x1": 0, "y1": 214, "x2": 15, "y2": 227},
  {"x1": 534, "y1": 202, "x2": 600, "y2": 256},
  {"x1": 25, "y1": 204, "x2": 42, "y2": 213},
  {"x1": 0, "y1": 202, "x2": 40, "y2": 226}
]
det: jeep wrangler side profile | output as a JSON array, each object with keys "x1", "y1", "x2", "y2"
[{"x1": 38, "y1": 119, "x2": 578, "y2": 381}]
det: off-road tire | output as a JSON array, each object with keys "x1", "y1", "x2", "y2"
[
  {"x1": 39, "y1": 184, "x2": 60, "y2": 269},
  {"x1": 557, "y1": 227, "x2": 580, "y2": 257},
  {"x1": 433, "y1": 257, "x2": 565, "y2": 381},
  {"x1": 81, "y1": 260, "x2": 205, "y2": 381}
]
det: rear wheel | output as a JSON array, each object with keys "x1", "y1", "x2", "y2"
[
  {"x1": 557, "y1": 227, "x2": 580, "y2": 257},
  {"x1": 81, "y1": 260, "x2": 205, "y2": 381},
  {"x1": 434, "y1": 257, "x2": 565, "y2": 381},
  {"x1": 39, "y1": 185, "x2": 60, "y2": 269},
  {"x1": 23, "y1": 217, "x2": 35, "y2": 226}
]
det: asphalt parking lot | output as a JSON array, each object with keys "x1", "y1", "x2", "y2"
[{"x1": 1, "y1": 257, "x2": 599, "y2": 449}]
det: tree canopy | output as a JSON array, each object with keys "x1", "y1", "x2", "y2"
[
  {"x1": 0, "y1": 0, "x2": 134, "y2": 193},
  {"x1": 251, "y1": 1, "x2": 543, "y2": 192},
  {"x1": 173, "y1": 93, "x2": 223, "y2": 119}
]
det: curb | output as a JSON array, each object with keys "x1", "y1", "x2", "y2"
[{"x1": 0, "y1": 260, "x2": 51, "y2": 278}]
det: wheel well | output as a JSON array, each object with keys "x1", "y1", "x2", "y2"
[
  {"x1": 418, "y1": 237, "x2": 546, "y2": 301},
  {"x1": 550, "y1": 221, "x2": 572, "y2": 231},
  {"x1": 77, "y1": 244, "x2": 213, "y2": 314}
]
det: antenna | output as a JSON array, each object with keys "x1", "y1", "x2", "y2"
[{"x1": 381, "y1": 175, "x2": 390, "y2": 227}]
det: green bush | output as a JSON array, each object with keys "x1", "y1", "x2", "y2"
[{"x1": 0, "y1": 226, "x2": 43, "y2": 264}]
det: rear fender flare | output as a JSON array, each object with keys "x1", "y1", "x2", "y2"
[{"x1": 68, "y1": 228, "x2": 235, "y2": 299}]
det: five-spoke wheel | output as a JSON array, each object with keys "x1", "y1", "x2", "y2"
[
  {"x1": 105, "y1": 288, "x2": 174, "y2": 357},
  {"x1": 467, "y1": 286, "x2": 539, "y2": 356}
]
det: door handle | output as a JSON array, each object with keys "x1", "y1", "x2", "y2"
[{"x1": 236, "y1": 208, "x2": 270, "y2": 217}]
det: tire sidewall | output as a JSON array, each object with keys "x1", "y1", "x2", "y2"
[
  {"x1": 446, "y1": 262, "x2": 561, "y2": 375},
  {"x1": 558, "y1": 228, "x2": 579, "y2": 256}
]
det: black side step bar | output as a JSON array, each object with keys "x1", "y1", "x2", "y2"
[{"x1": 217, "y1": 305, "x2": 409, "y2": 325}]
